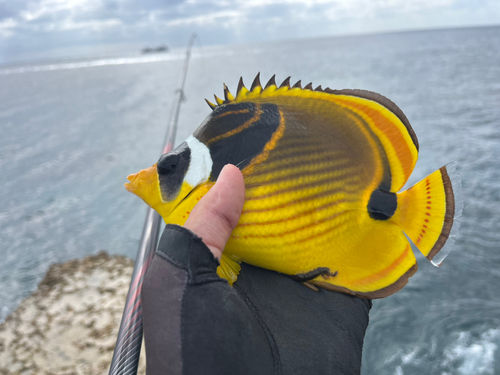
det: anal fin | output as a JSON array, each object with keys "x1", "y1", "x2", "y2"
[
  {"x1": 217, "y1": 253, "x2": 242, "y2": 286},
  {"x1": 302, "y1": 282, "x2": 319, "y2": 292}
]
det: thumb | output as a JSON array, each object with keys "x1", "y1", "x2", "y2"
[{"x1": 184, "y1": 164, "x2": 245, "y2": 260}]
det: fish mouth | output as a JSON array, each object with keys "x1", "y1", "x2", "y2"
[
  {"x1": 124, "y1": 163, "x2": 158, "y2": 195},
  {"x1": 124, "y1": 173, "x2": 139, "y2": 193},
  {"x1": 127, "y1": 173, "x2": 140, "y2": 183}
]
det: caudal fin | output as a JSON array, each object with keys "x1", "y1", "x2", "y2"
[{"x1": 395, "y1": 162, "x2": 463, "y2": 266}]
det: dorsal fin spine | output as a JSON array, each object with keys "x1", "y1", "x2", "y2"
[
  {"x1": 264, "y1": 74, "x2": 277, "y2": 89},
  {"x1": 250, "y1": 73, "x2": 262, "y2": 92},
  {"x1": 205, "y1": 98, "x2": 216, "y2": 110},
  {"x1": 211, "y1": 76, "x2": 331, "y2": 107},
  {"x1": 214, "y1": 94, "x2": 224, "y2": 105},
  {"x1": 262, "y1": 74, "x2": 278, "y2": 95},
  {"x1": 237, "y1": 77, "x2": 244, "y2": 94},
  {"x1": 236, "y1": 77, "x2": 249, "y2": 100},
  {"x1": 223, "y1": 84, "x2": 235, "y2": 102},
  {"x1": 280, "y1": 76, "x2": 291, "y2": 88}
]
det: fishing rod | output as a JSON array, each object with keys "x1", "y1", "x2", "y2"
[{"x1": 109, "y1": 33, "x2": 197, "y2": 375}]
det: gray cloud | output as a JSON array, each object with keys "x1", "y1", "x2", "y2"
[{"x1": 0, "y1": 0, "x2": 499, "y2": 64}]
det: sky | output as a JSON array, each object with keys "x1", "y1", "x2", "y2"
[{"x1": 1, "y1": 0, "x2": 500, "y2": 64}]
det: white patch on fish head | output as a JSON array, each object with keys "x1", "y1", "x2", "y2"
[{"x1": 184, "y1": 135, "x2": 213, "y2": 187}]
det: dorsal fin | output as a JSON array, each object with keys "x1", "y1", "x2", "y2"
[
  {"x1": 205, "y1": 75, "x2": 418, "y2": 152},
  {"x1": 325, "y1": 88, "x2": 418, "y2": 151},
  {"x1": 204, "y1": 74, "x2": 419, "y2": 192}
]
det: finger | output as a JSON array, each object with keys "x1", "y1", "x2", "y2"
[{"x1": 184, "y1": 164, "x2": 245, "y2": 260}]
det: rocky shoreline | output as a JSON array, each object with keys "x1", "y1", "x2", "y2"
[{"x1": 0, "y1": 252, "x2": 146, "y2": 375}]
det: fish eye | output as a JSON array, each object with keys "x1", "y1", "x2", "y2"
[{"x1": 157, "y1": 153, "x2": 180, "y2": 175}]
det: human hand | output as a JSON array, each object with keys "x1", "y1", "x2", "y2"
[{"x1": 184, "y1": 164, "x2": 245, "y2": 261}]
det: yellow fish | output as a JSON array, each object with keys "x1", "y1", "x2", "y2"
[{"x1": 125, "y1": 74, "x2": 462, "y2": 299}]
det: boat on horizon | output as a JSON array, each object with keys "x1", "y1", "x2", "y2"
[{"x1": 141, "y1": 45, "x2": 168, "y2": 54}]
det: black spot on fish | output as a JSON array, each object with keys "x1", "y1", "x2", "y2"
[
  {"x1": 157, "y1": 142, "x2": 191, "y2": 202},
  {"x1": 367, "y1": 188, "x2": 397, "y2": 220}
]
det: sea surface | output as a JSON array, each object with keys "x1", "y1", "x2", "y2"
[{"x1": 1, "y1": 26, "x2": 499, "y2": 374}]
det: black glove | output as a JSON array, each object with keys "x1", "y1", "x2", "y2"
[{"x1": 142, "y1": 224, "x2": 371, "y2": 375}]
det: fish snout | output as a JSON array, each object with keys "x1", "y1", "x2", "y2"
[{"x1": 124, "y1": 164, "x2": 158, "y2": 195}]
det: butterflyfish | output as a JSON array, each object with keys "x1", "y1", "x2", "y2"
[{"x1": 125, "y1": 74, "x2": 462, "y2": 299}]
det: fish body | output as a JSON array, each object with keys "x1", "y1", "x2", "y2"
[{"x1": 125, "y1": 74, "x2": 462, "y2": 298}]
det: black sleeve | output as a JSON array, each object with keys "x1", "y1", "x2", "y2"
[
  {"x1": 142, "y1": 224, "x2": 276, "y2": 375},
  {"x1": 142, "y1": 224, "x2": 371, "y2": 375}
]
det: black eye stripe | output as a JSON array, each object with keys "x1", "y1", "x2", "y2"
[
  {"x1": 158, "y1": 153, "x2": 180, "y2": 175},
  {"x1": 158, "y1": 142, "x2": 191, "y2": 202}
]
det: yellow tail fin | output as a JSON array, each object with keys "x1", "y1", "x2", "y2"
[{"x1": 395, "y1": 162, "x2": 462, "y2": 266}]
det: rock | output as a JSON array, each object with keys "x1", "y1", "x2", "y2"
[{"x1": 0, "y1": 252, "x2": 146, "y2": 375}]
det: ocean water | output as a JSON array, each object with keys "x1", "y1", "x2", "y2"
[{"x1": 1, "y1": 26, "x2": 499, "y2": 374}]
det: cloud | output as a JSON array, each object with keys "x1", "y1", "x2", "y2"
[
  {"x1": 19, "y1": 0, "x2": 99, "y2": 22},
  {"x1": 166, "y1": 10, "x2": 242, "y2": 27},
  {"x1": 0, "y1": 17, "x2": 17, "y2": 38},
  {"x1": 0, "y1": 0, "x2": 499, "y2": 63}
]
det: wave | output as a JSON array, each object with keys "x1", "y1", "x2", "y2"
[
  {"x1": 0, "y1": 53, "x2": 188, "y2": 76},
  {"x1": 384, "y1": 328, "x2": 500, "y2": 375},
  {"x1": 443, "y1": 328, "x2": 500, "y2": 375},
  {"x1": 0, "y1": 47, "x2": 236, "y2": 76}
]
